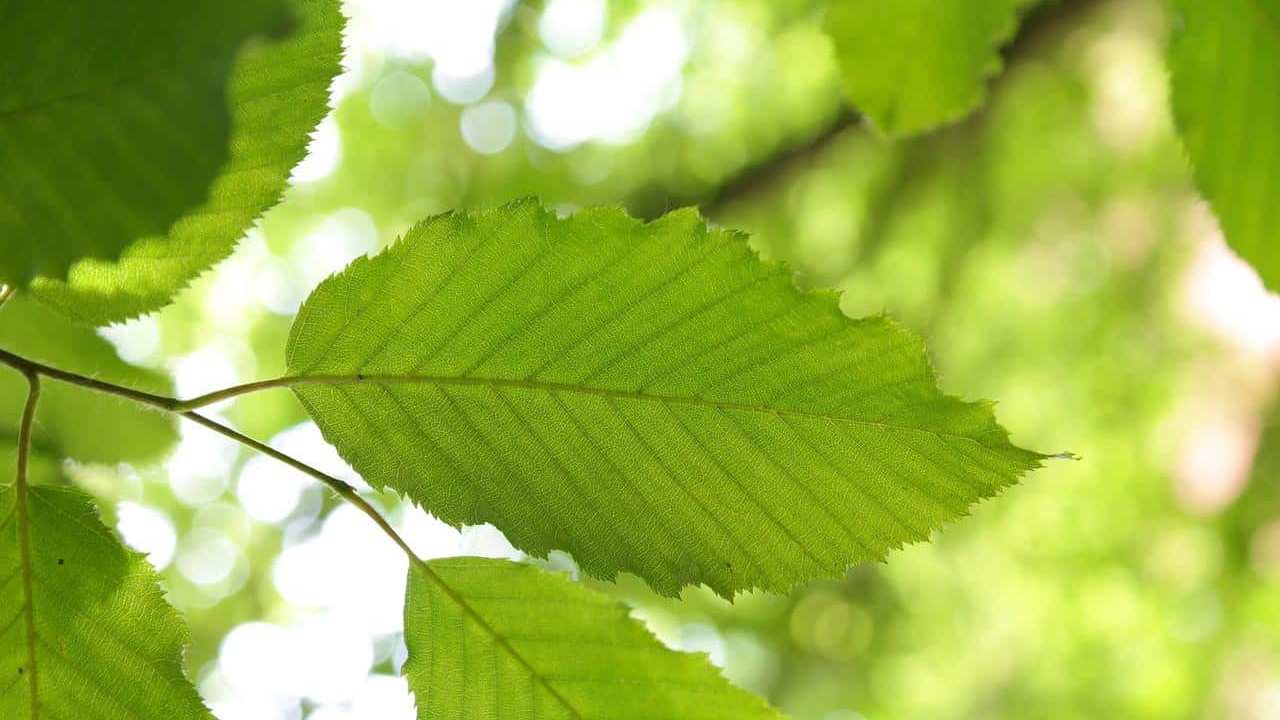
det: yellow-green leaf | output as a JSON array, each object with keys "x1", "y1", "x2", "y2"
[
  {"x1": 287, "y1": 201, "x2": 1043, "y2": 597},
  {"x1": 825, "y1": 0, "x2": 1034, "y2": 136},
  {"x1": 1169, "y1": 0, "x2": 1280, "y2": 289},
  {"x1": 0, "y1": 484, "x2": 210, "y2": 719},
  {"x1": 404, "y1": 557, "x2": 782, "y2": 719}
]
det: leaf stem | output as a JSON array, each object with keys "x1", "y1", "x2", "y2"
[
  {"x1": 176, "y1": 376, "x2": 296, "y2": 410},
  {"x1": 13, "y1": 371, "x2": 41, "y2": 716},
  {"x1": 178, "y1": 410, "x2": 416, "y2": 558}
]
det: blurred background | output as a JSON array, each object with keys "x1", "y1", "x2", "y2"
[{"x1": 58, "y1": 0, "x2": 1280, "y2": 717}]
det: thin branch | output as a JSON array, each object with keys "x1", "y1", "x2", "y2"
[
  {"x1": 13, "y1": 372, "x2": 41, "y2": 714},
  {"x1": 179, "y1": 410, "x2": 418, "y2": 559},
  {"x1": 0, "y1": 347, "x2": 417, "y2": 566},
  {"x1": 0, "y1": 347, "x2": 178, "y2": 412}
]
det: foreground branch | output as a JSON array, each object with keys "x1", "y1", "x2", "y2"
[
  {"x1": 0, "y1": 348, "x2": 418, "y2": 567},
  {"x1": 179, "y1": 410, "x2": 415, "y2": 558}
]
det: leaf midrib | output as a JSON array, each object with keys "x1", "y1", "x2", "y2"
[
  {"x1": 413, "y1": 560, "x2": 586, "y2": 719},
  {"x1": 281, "y1": 373, "x2": 1012, "y2": 451},
  {"x1": 8, "y1": 482, "x2": 39, "y2": 717}
]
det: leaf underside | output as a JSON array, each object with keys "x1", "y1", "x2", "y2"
[
  {"x1": 288, "y1": 200, "x2": 1043, "y2": 598},
  {"x1": 24, "y1": 0, "x2": 345, "y2": 326},
  {"x1": 404, "y1": 557, "x2": 781, "y2": 720},
  {"x1": 824, "y1": 0, "x2": 1034, "y2": 136},
  {"x1": 1169, "y1": 0, "x2": 1280, "y2": 290},
  {"x1": 0, "y1": 0, "x2": 286, "y2": 286},
  {"x1": 0, "y1": 484, "x2": 211, "y2": 719}
]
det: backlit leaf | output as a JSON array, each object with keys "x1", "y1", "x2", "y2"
[
  {"x1": 0, "y1": 484, "x2": 211, "y2": 719},
  {"x1": 1168, "y1": 0, "x2": 1280, "y2": 289},
  {"x1": 287, "y1": 201, "x2": 1044, "y2": 597},
  {"x1": 0, "y1": 0, "x2": 287, "y2": 285},
  {"x1": 825, "y1": 0, "x2": 1033, "y2": 136},
  {"x1": 403, "y1": 557, "x2": 782, "y2": 719},
  {"x1": 24, "y1": 0, "x2": 345, "y2": 326}
]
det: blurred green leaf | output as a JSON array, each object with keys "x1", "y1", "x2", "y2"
[
  {"x1": 824, "y1": 0, "x2": 1033, "y2": 136},
  {"x1": 24, "y1": 0, "x2": 345, "y2": 326},
  {"x1": 0, "y1": 0, "x2": 288, "y2": 286},
  {"x1": 404, "y1": 557, "x2": 782, "y2": 718},
  {"x1": 287, "y1": 200, "x2": 1043, "y2": 597},
  {"x1": 0, "y1": 483, "x2": 210, "y2": 719},
  {"x1": 0, "y1": 295, "x2": 176, "y2": 464},
  {"x1": 1169, "y1": 0, "x2": 1280, "y2": 289}
]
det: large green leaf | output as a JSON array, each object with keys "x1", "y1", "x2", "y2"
[
  {"x1": 824, "y1": 0, "x2": 1033, "y2": 136},
  {"x1": 1169, "y1": 0, "x2": 1280, "y2": 289},
  {"x1": 0, "y1": 0, "x2": 287, "y2": 285},
  {"x1": 0, "y1": 296, "x2": 176, "y2": 465},
  {"x1": 24, "y1": 0, "x2": 345, "y2": 326},
  {"x1": 287, "y1": 201, "x2": 1044, "y2": 597},
  {"x1": 404, "y1": 557, "x2": 781, "y2": 719},
  {"x1": 0, "y1": 483, "x2": 211, "y2": 719}
]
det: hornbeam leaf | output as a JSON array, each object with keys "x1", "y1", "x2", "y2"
[
  {"x1": 0, "y1": 484, "x2": 211, "y2": 719},
  {"x1": 0, "y1": 0, "x2": 288, "y2": 285},
  {"x1": 403, "y1": 557, "x2": 782, "y2": 719},
  {"x1": 824, "y1": 0, "x2": 1033, "y2": 136},
  {"x1": 1168, "y1": 0, "x2": 1280, "y2": 290},
  {"x1": 0, "y1": 295, "x2": 176, "y2": 465},
  {"x1": 288, "y1": 201, "x2": 1044, "y2": 597},
  {"x1": 24, "y1": 0, "x2": 345, "y2": 326}
]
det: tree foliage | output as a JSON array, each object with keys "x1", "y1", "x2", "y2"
[{"x1": 2, "y1": 0, "x2": 1275, "y2": 717}]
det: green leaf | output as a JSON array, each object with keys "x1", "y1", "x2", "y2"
[
  {"x1": 0, "y1": 0, "x2": 288, "y2": 285},
  {"x1": 0, "y1": 295, "x2": 176, "y2": 465},
  {"x1": 287, "y1": 201, "x2": 1043, "y2": 597},
  {"x1": 23, "y1": 0, "x2": 346, "y2": 326},
  {"x1": 0, "y1": 483, "x2": 211, "y2": 719},
  {"x1": 404, "y1": 557, "x2": 782, "y2": 719},
  {"x1": 1168, "y1": 0, "x2": 1280, "y2": 289},
  {"x1": 824, "y1": 0, "x2": 1033, "y2": 136}
]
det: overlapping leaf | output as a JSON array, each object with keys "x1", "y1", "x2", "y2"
[
  {"x1": 0, "y1": 483, "x2": 211, "y2": 719},
  {"x1": 824, "y1": 0, "x2": 1034, "y2": 136},
  {"x1": 25, "y1": 0, "x2": 345, "y2": 326},
  {"x1": 0, "y1": 0, "x2": 287, "y2": 285},
  {"x1": 1169, "y1": 0, "x2": 1280, "y2": 289},
  {"x1": 0, "y1": 295, "x2": 175, "y2": 464},
  {"x1": 404, "y1": 557, "x2": 782, "y2": 719},
  {"x1": 288, "y1": 201, "x2": 1044, "y2": 597}
]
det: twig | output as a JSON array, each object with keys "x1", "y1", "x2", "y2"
[{"x1": 0, "y1": 348, "x2": 417, "y2": 566}]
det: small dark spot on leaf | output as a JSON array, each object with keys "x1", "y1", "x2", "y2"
[
  {"x1": 57, "y1": 558, "x2": 64, "y2": 565},
  {"x1": 18, "y1": 666, "x2": 23, "y2": 674}
]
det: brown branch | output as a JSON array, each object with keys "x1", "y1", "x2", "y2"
[{"x1": 629, "y1": 0, "x2": 1110, "y2": 220}]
